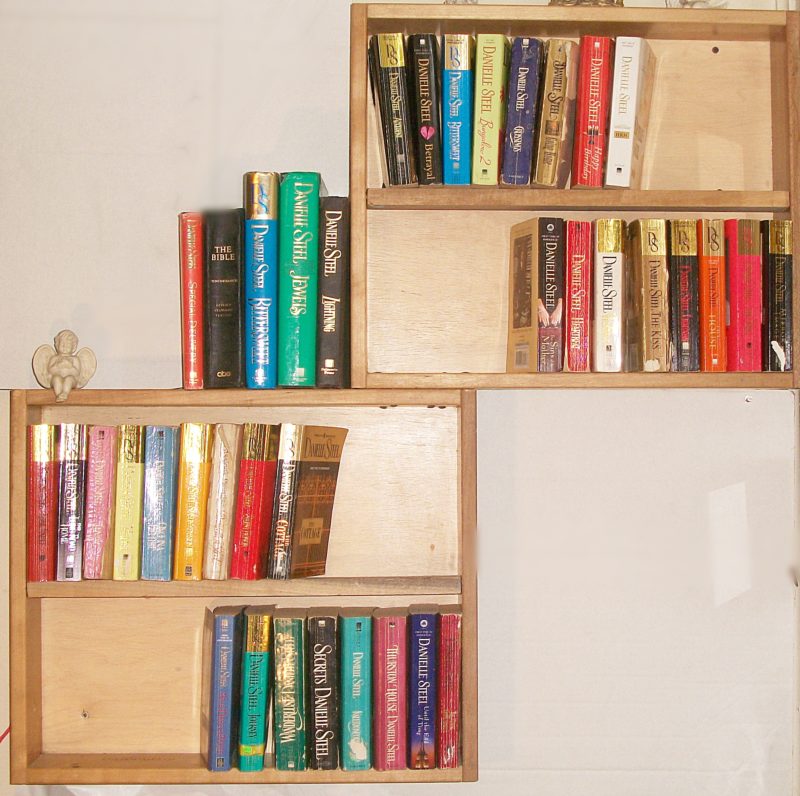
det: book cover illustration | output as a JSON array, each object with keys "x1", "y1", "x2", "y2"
[
  {"x1": 27, "y1": 424, "x2": 59, "y2": 582},
  {"x1": 308, "y1": 610, "x2": 340, "y2": 769},
  {"x1": 538, "y1": 218, "x2": 565, "y2": 372},
  {"x1": 442, "y1": 34, "x2": 474, "y2": 185},
  {"x1": 56, "y1": 423, "x2": 87, "y2": 582},
  {"x1": 273, "y1": 609, "x2": 307, "y2": 771},
  {"x1": 408, "y1": 606, "x2": 438, "y2": 770},
  {"x1": 339, "y1": 608, "x2": 373, "y2": 770}
]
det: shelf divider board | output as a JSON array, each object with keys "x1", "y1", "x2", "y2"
[{"x1": 788, "y1": 12, "x2": 800, "y2": 388}]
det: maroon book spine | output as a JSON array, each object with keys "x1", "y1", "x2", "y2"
[
  {"x1": 373, "y1": 609, "x2": 408, "y2": 770},
  {"x1": 437, "y1": 609, "x2": 462, "y2": 769},
  {"x1": 565, "y1": 220, "x2": 593, "y2": 371},
  {"x1": 179, "y1": 211, "x2": 205, "y2": 389},
  {"x1": 27, "y1": 425, "x2": 59, "y2": 582}
]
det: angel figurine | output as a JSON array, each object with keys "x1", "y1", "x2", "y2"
[{"x1": 32, "y1": 330, "x2": 97, "y2": 402}]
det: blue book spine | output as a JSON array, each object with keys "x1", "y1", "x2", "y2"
[
  {"x1": 501, "y1": 37, "x2": 543, "y2": 186},
  {"x1": 140, "y1": 425, "x2": 178, "y2": 581},
  {"x1": 340, "y1": 614, "x2": 372, "y2": 770},
  {"x1": 408, "y1": 611, "x2": 438, "y2": 769},
  {"x1": 208, "y1": 609, "x2": 243, "y2": 771},
  {"x1": 442, "y1": 35, "x2": 474, "y2": 186}
]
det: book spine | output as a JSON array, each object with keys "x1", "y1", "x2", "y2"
[
  {"x1": 472, "y1": 34, "x2": 511, "y2": 185},
  {"x1": 762, "y1": 219, "x2": 793, "y2": 371},
  {"x1": 179, "y1": 211, "x2": 204, "y2": 389},
  {"x1": 374, "y1": 612, "x2": 408, "y2": 771},
  {"x1": 239, "y1": 611, "x2": 272, "y2": 771},
  {"x1": 203, "y1": 423, "x2": 242, "y2": 580},
  {"x1": 533, "y1": 39, "x2": 578, "y2": 188},
  {"x1": 204, "y1": 209, "x2": 244, "y2": 388},
  {"x1": 174, "y1": 423, "x2": 213, "y2": 580},
  {"x1": 442, "y1": 35, "x2": 474, "y2": 186},
  {"x1": 83, "y1": 426, "x2": 117, "y2": 579},
  {"x1": 112, "y1": 425, "x2": 144, "y2": 581},
  {"x1": 571, "y1": 36, "x2": 614, "y2": 188},
  {"x1": 593, "y1": 219, "x2": 625, "y2": 372},
  {"x1": 501, "y1": 37, "x2": 542, "y2": 186},
  {"x1": 698, "y1": 219, "x2": 728, "y2": 371},
  {"x1": 208, "y1": 610, "x2": 243, "y2": 771},
  {"x1": 274, "y1": 615, "x2": 307, "y2": 770},
  {"x1": 669, "y1": 220, "x2": 701, "y2": 371},
  {"x1": 268, "y1": 424, "x2": 301, "y2": 580},
  {"x1": 340, "y1": 614, "x2": 372, "y2": 770},
  {"x1": 725, "y1": 219, "x2": 763, "y2": 371},
  {"x1": 437, "y1": 610, "x2": 462, "y2": 769},
  {"x1": 538, "y1": 218, "x2": 565, "y2": 372},
  {"x1": 308, "y1": 615, "x2": 339, "y2": 769},
  {"x1": 565, "y1": 220, "x2": 592, "y2": 372},
  {"x1": 316, "y1": 197, "x2": 351, "y2": 387},
  {"x1": 409, "y1": 34, "x2": 443, "y2": 185},
  {"x1": 27, "y1": 425, "x2": 59, "y2": 582},
  {"x1": 56, "y1": 424, "x2": 88, "y2": 582},
  {"x1": 636, "y1": 219, "x2": 671, "y2": 371},
  {"x1": 244, "y1": 172, "x2": 280, "y2": 388},
  {"x1": 278, "y1": 172, "x2": 321, "y2": 386},
  {"x1": 506, "y1": 221, "x2": 538, "y2": 373},
  {"x1": 409, "y1": 611, "x2": 438, "y2": 769}
]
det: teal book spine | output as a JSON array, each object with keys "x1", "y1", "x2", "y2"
[
  {"x1": 340, "y1": 611, "x2": 372, "y2": 770},
  {"x1": 273, "y1": 610, "x2": 307, "y2": 770},
  {"x1": 278, "y1": 172, "x2": 321, "y2": 386},
  {"x1": 238, "y1": 607, "x2": 272, "y2": 771}
]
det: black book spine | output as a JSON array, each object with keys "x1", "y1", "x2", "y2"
[
  {"x1": 316, "y1": 197, "x2": 351, "y2": 388},
  {"x1": 203, "y1": 209, "x2": 244, "y2": 388},
  {"x1": 668, "y1": 221, "x2": 700, "y2": 372},
  {"x1": 408, "y1": 34, "x2": 443, "y2": 185},
  {"x1": 537, "y1": 218, "x2": 565, "y2": 372},
  {"x1": 307, "y1": 615, "x2": 339, "y2": 770},
  {"x1": 762, "y1": 219, "x2": 793, "y2": 371}
]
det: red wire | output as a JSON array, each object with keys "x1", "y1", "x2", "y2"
[{"x1": 0, "y1": 726, "x2": 9, "y2": 745}]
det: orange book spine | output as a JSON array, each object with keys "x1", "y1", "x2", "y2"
[{"x1": 697, "y1": 219, "x2": 727, "y2": 372}]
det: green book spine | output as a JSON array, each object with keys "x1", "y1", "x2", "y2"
[
  {"x1": 238, "y1": 608, "x2": 272, "y2": 771},
  {"x1": 278, "y1": 172, "x2": 321, "y2": 386},
  {"x1": 273, "y1": 612, "x2": 307, "y2": 770}
]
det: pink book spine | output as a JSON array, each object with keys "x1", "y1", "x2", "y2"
[
  {"x1": 437, "y1": 611, "x2": 462, "y2": 768},
  {"x1": 373, "y1": 611, "x2": 408, "y2": 771},
  {"x1": 725, "y1": 219, "x2": 763, "y2": 371},
  {"x1": 565, "y1": 220, "x2": 592, "y2": 371},
  {"x1": 83, "y1": 426, "x2": 118, "y2": 579}
]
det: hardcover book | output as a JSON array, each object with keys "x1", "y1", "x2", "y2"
[
  {"x1": 56, "y1": 424, "x2": 88, "y2": 582},
  {"x1": 27, "y1": 424, "x2": 59, "y2": 582},
  {"x1": 668, "y1": 220, "x2": 700, "y2": 372},
  {"x1": 725, "y1": 219, "x2": 763, "y2": 371},
  {"x1": 339, "y1": 607, "x2": 373, "y2": 771},
  {"x1": 83, "y1": 426, "x2": 117, "y2": 580},
  {"x1": 442, "y1": 34, "x2": 474, "y2": 185},
  {"x1": 112, "y1": 424, "x2": 144, "y2": 581},
  {"x1": 506, "y1": 219, "x2": 538, "y2": 373},
  {"x1": 762, "y1": 219, "x2": 793, "y2": 371},
  {"x1": 373, "y1": 607, "x2": 408, "y2": 771},
  {"x1": 565, "y1": 220, "x2": 592, "y2": 372},
  {"x1": 239, "y1": 605, "x2": 273, "y2": 772},
  {"x1": 698, "y1": 219, "x2": 728, "y2": 371},
  {"x1": 273, "y1": 608, "x2": 307, "y2": 771},
  {"x1": 538, "y1": 218, "x2": 566, "y2": 372},
  {"x1": 408, "y1": 606, "x2": 438, "y2": 770},
  {"x1": 179, "y1": 211, "x2": 204, "y2": 390},
  {"x1": 593, "y1": 219, "x2": 625, "y2": 372},
  {"x1": 204, "y1": 209, "x2": 244, "y2": 388},
  {"x1": 437, "y1": 607, "x2": 462, "y2": 769},
  {"x1": 308, "y1": 610, "x2": 340, "y2": 770},
  {"x1": 409, "y1": 34, "x2": 443, "y2": 185}
]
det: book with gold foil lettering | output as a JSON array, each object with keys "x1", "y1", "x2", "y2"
[
  {"x1": 83, "y1": 426, "x2": 117, "y2": 579},
  {"x1": 698, "y1": 219, "x2": 727, "y2": 371},
  {"x1": 506, "y1": 219, "x2": 538, "y2": 373},
  {"x1": 668, "y1": 220, "x2": 700, "y2": 371},
  {"x1": 593, "y1": 219, "x2": 625, "y2": 372},
  {"x1": 56, "y1": 423, "x2": 88, "y2": 581},
  {"x1": 538, "y1": 218, "x2": 566, "y2": 372},
  {"x1": 409, "y1": 34, "x2": 443, "y2": 185},
  {"x1": 28, "y1": 424, "x2": 59, "y2": 582},
  {"x1": 437, "y1": 607, "x2": 462, "y2": 770},
  {"x1": 565, "y1": 220, "x2": 592, "y2": 372},
  {"x1": 762, "y1": 219, "x2": 792, "y2": 371},
  {"x1": 141, "y1": 426, "x2": 179, "y2": 581},
  {"x1": 442, "y1": 34, "x2": 474, "y2": 185},
  {"x1": 112, "y1": 424, "x2": 145, "y2": 581}
]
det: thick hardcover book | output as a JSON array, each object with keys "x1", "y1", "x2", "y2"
[
  {"x1": 174, "y1": 423, "x2": 213, "y2": 580},
  {"x1": 437, "y1": 607, "x2": 462, "y2": 769},
  {"x1": 179, "y1": 211, "x2": 204, "y2": 389},
  {"x1": 373, "y1": 608, "x2": 408, "y2": 771},
  {"x1": 408, "y1": 606, "x2": 438, "y2": 770},
  {"x1": 471, "y1": 34, "x2": 511, "y2": 185},
  {"x1": 409, "y1": 34, "x2": 443, "y2": 185},
  {"x1": 204, "y1": 209, "x2": 244, "y2": 388},
  {"x1": 316, "y1": 197, "x2": 351, "y2": 388},
  {"x1": 112, "y1": 425, "x2": 144, "y2": 581},
  {"x1": 203, "y1": 424, "x2": 242, "y2": 580},
  {"x1": 83, "y1": 426, "x2": 117, "y2": 579},
  {"x1": 243, "y1": 172, "x2": 280, "y2": 389},
  {"x1": 698, "y1": 219, "x2": 728, "y2": 371},
  {"x1": 56, "y1": 424, "x2": 88, "y2": 582},
  {"x1": 538, "y1": 218, "x2": 566, "y2": 372},
  {"x1": 278, "y1": 172, "x2": 321, "y2": 386},
  {"x1": 369, "y1": 34, "x2": 417, "y2": 186},
  {"x1": 627, "y1": 219, "x2": 670, "y2": 371},
  {"x1": 202, "y1": 605, "x2": 244, "y2": 771},
  {"x1": 239, "y1": 605, "x2": 273, "y2": 772},
  {"x1": 593, "y1": 219, "x2": 626, "y2": 372},
  {"x1": 762, "y1": 219, "x2": 793, "y2": 371},
  {"x1": 231, "y1": 423, "x2": 280, "y2": 580},
  {"x1": 27, "y1": 424, "x2": 59, "y2": 582},
  {"x1": 140, "y1": 426, "x2": 179, "y2": 581},
  {"x1": 533, "y1": 39, "x2": 578, "y2": 188},
  {"x1": 274, "y1": 608, "x2": 307, "y2": 771},
  {"x1": 339, "y1": 608, "x2": 373, "y2": 771},
  {"x1": 442, "y1": 34, "x2": 474, "y2": 185},
  {"x1": 605, "y1": 37, "x2": 656, "y2": 188},
  {"x1": 308, "y1": 610, "x2": 340, "y2": 770},
  {"x1": 565, "y1": 220, "x2": 592, "y2": 372},
  {"x1": 506, "y1": 219, "x2": 538, "y2": 373},
  {"x1": 501, "y1": 37, "x2": 543, "y2": 186},
  {"x1": 571, "y1": 36, "x2": 614, "y2": 188},
  {"x1": 725, "y1": 219, "x2": 763, "y2": 371},
  {"x1": 669, "y1": 220, "x2": 700, "y2": 372}
]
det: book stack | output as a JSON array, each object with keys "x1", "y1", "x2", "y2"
[
  {"x1": 203, "y1": 604, "x2": 463, "y2": 773},
  {"x1": 179, "y1": 172, "x2": 350, "y2": 390},
  {"x1": 506, "y1": 217, "x2": 792, "y2": 373},
  {"x1": 26, "y1": 421, "x2": 348, "y2": 583}
]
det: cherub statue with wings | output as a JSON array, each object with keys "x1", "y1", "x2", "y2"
[{"x1": 32, "y1": 330, "x2": 96, "y2": 402}]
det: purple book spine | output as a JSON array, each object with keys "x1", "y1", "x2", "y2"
[
  {"x1": 208, "y1": 609, "x2": 243, "y2": 771},
  {"x1": 408, "y1": 610, "x2": 438, "y2": 769}
]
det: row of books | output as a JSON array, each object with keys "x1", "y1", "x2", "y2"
[
  {"x1": 179, "y1": 172, "x2": 350, "y2": 390},
  {"x1": 204, "y1": 604, "x2": 462, "y2": 772},
  {"x1": 27, "y1": 421, "x2": 347, "y2": 583},
  {"x1": 507, "y1": 218, "x2": 793, "y2": 373},
  {"x1": 369, "y1": 32, "x2": 653, "y2": 189}
]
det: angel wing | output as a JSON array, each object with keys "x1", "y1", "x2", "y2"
[
  {"x1": 75, "y1": 347, "x2": 97, "y2": 388},
  {"x1": 31, "y1": 344, "x2": 56, "y2": 388}
]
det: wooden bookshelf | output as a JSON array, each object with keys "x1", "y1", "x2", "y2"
[
  {"x1": 350, "y1": 4, "x2": 800, "y2": 389},
  {"x1": 9, "y1": 388, "x2": 478, "y2": 784}
]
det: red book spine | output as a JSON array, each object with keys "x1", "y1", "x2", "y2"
[
  {"x1": 230, "y1": 457, "x2": 267, "y2": 579},
  {"x1": 27, "y1": 425, "x2": 59, "y2": 582},
  {"x1": 725, "y1": 219, "x2": 763, "y2": 371},
  {"x1": 179, "y1": 212, "x2": 205, "y2": 390},
  {"x1": 437, "y1": 610, "x2": 462, "y2": 769},
  {"x1": 565, "y1": 220, "x2": 592, "y2": 371},
  {"x1": 571, "y1": 36, "x2": 614, "y2": 188},
  {"x1": 374, "y1": 610, "x2": 408, "y2": 771}
]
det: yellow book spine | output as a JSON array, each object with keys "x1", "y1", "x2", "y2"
[{"x1": 112, "y1": 425, "x2": 144, "y2": 580}]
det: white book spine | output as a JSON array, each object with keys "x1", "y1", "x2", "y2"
[{"x1": 593, "y1": 227, "x2": 624, "y2": 372}]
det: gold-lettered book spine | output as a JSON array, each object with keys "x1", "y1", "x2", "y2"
[
  {"x1": 112, "y1": 425, "x2": 144, "y2": 581},
  {"x1": 506, "y1": 219, "x2": 539, "y2": 373}
]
